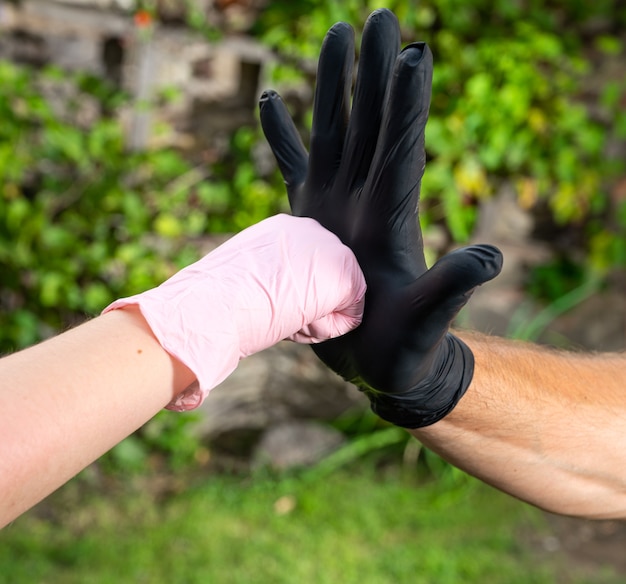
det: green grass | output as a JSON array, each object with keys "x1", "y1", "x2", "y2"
[{"x1": 0, "y1": 465, "x2": 617, "y2": 583}]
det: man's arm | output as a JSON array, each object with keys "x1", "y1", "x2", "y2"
[
  {"x1": 412, "y1": 333, "x2": 626, "y2": 520},
  {"x1": 259, "y1": 9, "x2": 625, "y2": 520}
]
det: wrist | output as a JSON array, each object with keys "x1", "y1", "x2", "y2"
[
  {"x1": 103, "y1": 285, "x2": 240, "y2": 411},
  {"x1": 368, "y1": 334, "x2": 474, "y2": 428},
  {"x1": 106, "y1": 304, "x2": 198, "y2": 394}
]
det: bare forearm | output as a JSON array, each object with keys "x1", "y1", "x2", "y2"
[
  {"x1": 0, "y1": 308, "x2": 196, "y2": 528},
  {"x1": 412, "y1": 333, "x2": 626, "y2": 519}
]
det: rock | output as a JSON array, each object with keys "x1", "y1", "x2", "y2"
[
  {"x1": 193, "y1": 341, "x2": 367, "y2": 456},
  {"x1": 463, "y1": 186, "x2": 552, "y2": 337},
  {"x1": 472, "y1": 184, "x2": 534, "y2": 245},
  {"x1": 252, "y1": 420, "x2": 346, "y2": 470},
  {"x1": 543, "y1": 290, "x2": 625, "y2": 351},
  {"x1": 0, "y1": 0, "x2": 271, "y2": 151}
]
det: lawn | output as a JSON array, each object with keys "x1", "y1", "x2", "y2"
[{"x1": 0, "y1": 464, "x2": 620, "y2": 583}]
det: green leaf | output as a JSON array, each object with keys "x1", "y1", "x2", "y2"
[
  {"x1": 39, "y1": 272, "x2": 66, "y2": 307},
  {"x1": 154, "y1": 213, "x2": 184, "y2": 239},
  {"x1": 108, "y1": 436, "x2": 148, "y2": 473}
]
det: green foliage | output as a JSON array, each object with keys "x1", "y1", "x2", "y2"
[
  {"x1": 207, "y1": 127, "x2": 289, "y2": 232},
  {"x1": 0, "y1": 62, "x2": 196, "y2": 352},
  {"x1": 255, "y1": 0, "x2": 626, "y2": 270},
  {"x1": 104, "y1": 410, "x2": 202, "y2": 473},
  {"x1": 0, "y1": 61, "x2": 286, "y2": 355},
  {"x1": 425, "y1": 21, "x2": 602, "y2": 236},
  {"x1": 526, "y1": 256, "x2": 588, "y2": 303}
]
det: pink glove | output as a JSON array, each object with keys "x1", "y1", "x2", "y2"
[{"x1": 103, "y1": 214, "x2": 366, "y2": 411}]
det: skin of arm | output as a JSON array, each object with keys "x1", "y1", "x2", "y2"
[
  {"x1": 411, "y1": 332, "x2": 626, "y2": 520},
  {"x1": 0, "y1": 306, "x2": 196, "y2": 528}
]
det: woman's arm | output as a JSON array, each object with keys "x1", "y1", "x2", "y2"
[
  {"x1": 412, "y1": 333, "x2": 626, "y2": 520},
  {"x1": 0, "y1": 307, "x2": 195, "y2": 528},
  {"x1": 0, "y1": 214, "x2": 365, "y2": 528}
]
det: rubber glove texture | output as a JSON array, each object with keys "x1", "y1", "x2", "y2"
[
  {"x1": 259, "y1": 9, "x2": 503, "y2": 428},
  {"x1": 103, "y1": 214, "x2": 366, "y2": 411}
]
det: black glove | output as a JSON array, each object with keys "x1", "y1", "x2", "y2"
[{"x1": 259, "y1": 9, "x2": 503, "y2": 428}]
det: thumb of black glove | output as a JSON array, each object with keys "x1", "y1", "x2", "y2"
[{"x1": 362, "y1": 245, "x2": 503, "y2": 427}]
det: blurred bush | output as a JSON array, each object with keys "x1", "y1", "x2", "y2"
[
  {"x1": 255, "y1": 0, "x2": 626, "y2": 268},
  {"x1": 0, "y1": 63, "x2": 285, "y2": 354},
  {"x1": 0, "y1": 62, "x2": 185, "y2": 351}
]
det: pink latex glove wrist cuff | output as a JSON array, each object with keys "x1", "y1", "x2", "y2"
[{"x1": 103, "y1": 215, "x2": 365, "y2": 411}]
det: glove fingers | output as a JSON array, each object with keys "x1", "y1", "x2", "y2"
[
  {"x1": 308, "y1": 22, "x2": 355, "y2": 194},
  {"x1": 290, "y1": 302, "x2": 364, "y2": 344},
  {"x1": 407, "y1": 244, "x2": 503, "y2": 346},
  {"x1": 364, "y1": 43, "x2": 432, "y2": 230},
  {"x1": 367, "y1": 43, "x2": 432, "y2": 206},
  {"x1": 354, "y1": 43, "x2": 433, "y2": 276},
  {"x1": 337, "y1": 9, "x2": 400, "y2": 191},
  {"x1": 259, "y1": 90, "x2": 308, "y2": 208}
]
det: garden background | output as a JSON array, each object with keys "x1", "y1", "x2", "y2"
[{"x1": 0, "y1": 0, "x2": 625, "y2": 582}]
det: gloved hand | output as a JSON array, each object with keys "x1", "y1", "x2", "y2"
[
  {"x1": 103, "y1": 214, "x2": 366, "y2": 411},
  {"x1": 259, "y1": 9, "x2": 503, "y2": 428}
]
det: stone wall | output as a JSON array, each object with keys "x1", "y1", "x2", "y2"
[{"x1": 0, "y1": 0, "x2": 270, "y2": 150}]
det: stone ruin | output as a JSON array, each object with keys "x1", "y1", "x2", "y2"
[{"x1": 0, "y1": 0, "x2": 272, "y2": 151}]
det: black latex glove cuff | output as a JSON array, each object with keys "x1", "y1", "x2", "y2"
[{"x1": 367, "y1": 334, "x2": 474, "y2": 429}]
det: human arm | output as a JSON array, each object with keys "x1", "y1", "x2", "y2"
[
  {"x1": 0, "y1": 307, "x2": 195, "y2": 528},
  {"x1": 259, "y1": 9, "x2": 626, "y2": 521},
  {"x1": 0, "y1": 215, "x2": 365, "y2": 528},
  {"x1": 412, "y1": 334, "x2": 626, "y2": 520}
]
